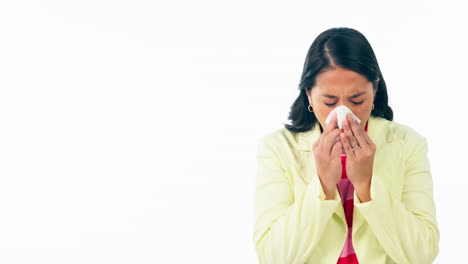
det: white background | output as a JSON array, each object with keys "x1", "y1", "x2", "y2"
[{"x1": 0, "y1": 0, "x2": 466, "y2": 263}]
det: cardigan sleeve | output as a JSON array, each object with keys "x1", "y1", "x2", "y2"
[
  {"x1": 353, "y1": 132, "x2": 440, "y2": 264},
  {"x1": 253, "y1": 134, "x2": 343, "y2": 264}
]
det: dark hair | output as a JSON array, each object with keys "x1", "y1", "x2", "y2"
[{"x1": 284, "y1": 27, "x2": 393, "y2": 133}]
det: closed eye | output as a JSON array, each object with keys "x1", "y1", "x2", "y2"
[{"x1": 325, "y1": 101, "x2": 364, "y2": 106}]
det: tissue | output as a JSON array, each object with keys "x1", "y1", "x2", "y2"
[
  {"x1": 325, "y1": 105, "x2": 361, "y2": 152},
  {"x1": 325, "y1": 105, "x2": 361, "y2": 130}
]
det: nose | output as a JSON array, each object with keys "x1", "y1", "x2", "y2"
[{"x1": 337, "y1": 102, "x2": 355, "y2": 110}]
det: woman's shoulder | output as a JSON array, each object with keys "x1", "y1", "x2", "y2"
[
  {"x1": 258, "y1": 127, "x2": 294, "y2": 144},
  {"x1": 385, "y1": 118, "x2": 429, "y2": 152},
  {"x1": 257, "y1": 127, "x2": 300, "y2": 152},
  {"x1": 387, "y1": 119, "x2": 427, "y2": 142}
]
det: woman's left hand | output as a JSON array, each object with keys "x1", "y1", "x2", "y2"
[{"x1": 340, "y1": 113, "x2": 376, "y2": 193}]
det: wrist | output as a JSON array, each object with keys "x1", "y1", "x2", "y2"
[
  {"x1": 354, "y1": 177, "x2": 371, "y2": 191},
  {"x1": 324, "y1": 186, "x2": 337, "y2": 200},
  {"x1": 354, "y1": 181, "x2": 371, "y2": 202},
  {"x1": 354, "y1": 182, "x2": 370, "y2": 192}
]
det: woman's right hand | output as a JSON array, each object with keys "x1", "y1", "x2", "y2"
[{"x1": 312, "y1": 113, "x2": 343, "y2": 199}]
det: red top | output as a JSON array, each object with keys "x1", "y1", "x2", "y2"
[{"x1": 336, "y1": 122, "x2": 368, "y2": 264}]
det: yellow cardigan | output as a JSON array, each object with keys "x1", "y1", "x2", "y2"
[{"x1": 253, "y1": 115, "x2": 439, "y2": 264}]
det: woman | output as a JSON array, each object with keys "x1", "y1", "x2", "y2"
[{"x1": 253, "y1": 27, "x2": 439, "y2": 264}]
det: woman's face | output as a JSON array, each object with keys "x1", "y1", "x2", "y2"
[{"x1": 306, "y1": 67, "x2": 378, "y2": 131}]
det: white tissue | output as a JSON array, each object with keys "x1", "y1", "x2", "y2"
[
  {"x1": 325, "y1": 105, "x2": 361, "y2": 153},
  {"x1": 325, "y1": 105, "x2": 361, "y2": 130}
]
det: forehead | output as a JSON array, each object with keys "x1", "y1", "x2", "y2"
[{"x1": 314, "y1": 67, "x2": 371, "y2": 93}]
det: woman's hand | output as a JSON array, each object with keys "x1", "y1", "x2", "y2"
[
  {"x1": 312, "y1": 113, "x2": 343, "y2": 199},
  {"x1": 340, "y1": 113, "x2": 376, "y2": 201}
]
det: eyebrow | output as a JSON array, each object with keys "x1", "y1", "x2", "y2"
[{"x1": 321, "y1": 92, "x2": 366, "y2": 99}]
